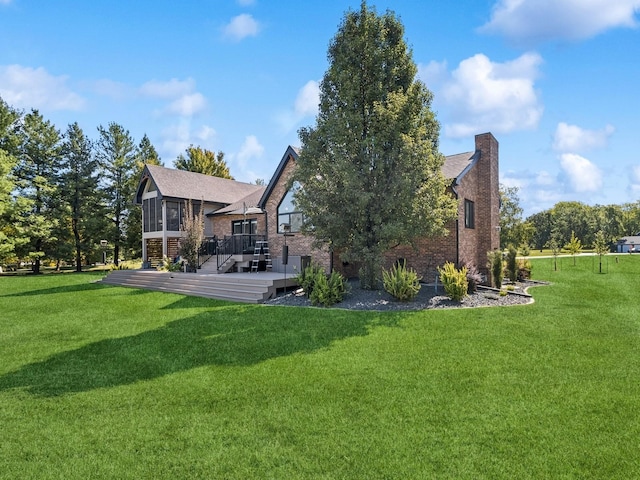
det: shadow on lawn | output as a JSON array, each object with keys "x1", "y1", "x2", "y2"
[
  {"x1": 0, "y1": 305, "x2": 398, "y2": 397},
  {"x1": 0, "y1": 277, "x2": 109, "y2": 297}
]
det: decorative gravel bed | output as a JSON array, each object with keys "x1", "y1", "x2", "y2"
[{"x1": 265, "y1": 279, "x2": 547, "y2": 311}]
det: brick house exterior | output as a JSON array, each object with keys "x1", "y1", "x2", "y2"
[
  {"x1": 134, "y1": 165, "x2": 265, "y2": 265},
  {"x1": 258, "y1": 133, "x2": 500, "y2": 280},
  {"x1": 134, "y1": 133, "x2": 499, "y2": 277}
]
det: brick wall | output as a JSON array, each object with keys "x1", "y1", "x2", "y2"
[
  {"x1": 264, "y1": 156, "x2": 331, "y2": 273},
  {"x1": 262, "y1": 134, "x2": 499, "y2": 281}
]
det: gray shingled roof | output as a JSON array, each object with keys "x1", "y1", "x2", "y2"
[
  {"x1": 210, "y1": 187, "x2": 267, "y2": 215},
  {"x1": 442, "y1": 151, "x2": 476, "y2": 180},
  {"x1": 144, "y1": 164, "x2": 263, "y2": 205}
]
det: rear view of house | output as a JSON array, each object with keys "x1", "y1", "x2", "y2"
[{"x1": 134, "y1": 132, "x2": 500, "y2": 280}]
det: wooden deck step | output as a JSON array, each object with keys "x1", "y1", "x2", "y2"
[{"x1": 99, "y1": 270, "x2": 288, "y2": 303}]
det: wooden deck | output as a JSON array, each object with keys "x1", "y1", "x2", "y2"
[{"x1": 100, "y1": 269, "x2": 299, "y2": 303}]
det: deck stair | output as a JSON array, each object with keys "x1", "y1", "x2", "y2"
[{"x1": 100, "y1": 270, "x2": 282, "y2": 303}]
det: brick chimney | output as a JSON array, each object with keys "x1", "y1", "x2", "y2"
[{"x1": 474, "y1": 132, "x2": 500, "y2": 256}]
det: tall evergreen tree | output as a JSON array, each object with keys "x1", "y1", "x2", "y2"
[
  {"x1": 14, "y1": 110, "x2": 61, "y2": 273},
  {"x1": 174, "y1": 145, "x2": 232, "y2": 179},
  {"x1": 0, "y1": 98, "x2": 22, "y2": 265},
  {"x1": 60, "y1": 122, "x2": 103, "y2": 272},
  {"x1": 293, "y1": 2, "x2": 456, "y2": 288},
  {"x1": 124, "y1": 134, "x2": 163, "y2": 258},
  {"x1": 95, "y1": 122, "x2": 136, "y2": 266}
]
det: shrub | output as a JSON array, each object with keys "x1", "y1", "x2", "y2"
[
  {"x1": 487, "y1": 250, "x2": 503, "y2": 289},
  {"x1": 517, "y1": 258, "x2": 532, "y2": 281},
  {"x1": 382, "y1": 260, "x2": 422, "y2": 301},
  {"x1": 506, "y1": 245, "x2": 517, "y2": 282},
  {"x1": 309, "y1": 271, "x2": 349, "y2": 307},
  {"x1": 464, "y1": 263, "x2": 483, "y2": 293},
  {"x1": 296, "y1": 263, "x2": 326, "y2": 297},
  {"x1": 519, "y1": 243, "x2": 530, "y2": 257},
  {"x1": 159, "y1": 256, "x2": 182, "y2": 272},
  {"x1": 437, "y1": 262, "x2": 468, "y2": 302}
]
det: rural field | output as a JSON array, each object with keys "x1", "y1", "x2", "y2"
[{"x1": 1, "y1": 255, "x2": 638, "y2": 479}]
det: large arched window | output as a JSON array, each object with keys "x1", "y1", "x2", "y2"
[{"x1": 277, "y1": 182, "x2": 303, "y2": 233}]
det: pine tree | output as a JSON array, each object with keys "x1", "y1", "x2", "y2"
[
  {"x1": 15, "y1": 110, "x2": 61, "y2": 273},
  {"x1": 96, "y1": 123, "x2": 137, "y2": 266},
  {"x1": 60, "y1": 122, "x2": 103, "y2": 271},
  {"x1": 293, "y1": 2, "x2": 456, "y2": 289},
  {"x1": 0, "y1": 98, "x2": 21, "y2": 266}
]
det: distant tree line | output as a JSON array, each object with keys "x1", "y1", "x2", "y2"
[
  {"x1": 0, "y1": 95, "x2": 230, "y2": 273},
  {"x1": 500, "y1": 185, "x2": 640, "y2": 252}
]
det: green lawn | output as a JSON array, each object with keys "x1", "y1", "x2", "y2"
[{"x1": 1, "y1": 257, "x2": 639, "y2": 479}]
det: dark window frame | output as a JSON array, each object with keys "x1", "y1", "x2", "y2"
[
  {"x1": 464, "y1": 199, "x2": 475, "y2": 229},
  {"x1": 277, "y1": 184, "x2": 303, "y2": 233}
]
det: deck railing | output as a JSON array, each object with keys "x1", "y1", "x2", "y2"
[
  {"x1": 216, "y1": 234, "x2": 266, "y2": 271},
  {"x1": 197, "y1": 237, "x2": 218, "y2": 269}
]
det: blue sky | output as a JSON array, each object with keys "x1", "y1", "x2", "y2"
[{"x1": 1, "y1": 0, "x2": 639, "y2": 218}]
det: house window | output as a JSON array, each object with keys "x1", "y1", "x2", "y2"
[
  {"x1": 232, "y1": 219, "x2": 257, "y2": 235},
  {"x1": 166, "y1": 201, "x2": 187, "y2": 231},
  {"x1": 464, "y1": 199, "x2": 475, "y2": 229},
  {"x1": 143, "y1": 197, "x2": 163, "y2": 232},
  {"x1": 278, "y1": 183, "x2": 303, "y2": 233}
]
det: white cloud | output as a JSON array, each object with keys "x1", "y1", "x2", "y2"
[
  {"x1": 0, "y1": 0, "x2": 14, "y2": 5},
  {"x1": 139, "y1": 78, "x2": 207, "y2": 118},
  {"x1": 277, "y1": 80, "x2": 320, "y2": 132},
  {"x1": 159, "y1": 121, "x2": 216, "y2": 159},
  {"x1": 552, "y1": 122, "x2": 615, "y2": 152},
  {"x1": 480, "y1": 0, "x2": 640, "y2": 44},
  {"x1": 439, "y1": 53, "x2": 543, "y2": 138},
  {"x1": 160, "y1": 122, "x2": 192, "y2": 159},
  {"x1": 0, "y1": 64, "x2": 85, "y2": 111},
  {"x1": 140, "y1": 78, "x2": 195, "y2": 99},
  {"x1": 560, "y1": 153, "x2": 603, "y2": 192},
  {"x1": 417, "y1": 60, "x2": 449, "y2": 89},
  {"x1": 294, "y1": 80, "x2": 320, "y2": 117},
  {"x1": 236, "y1": 135, "x2": 264, "y2": 167},
  {"x1": 223, "y1": 14, "x2": 260, "y2": 41},
  {"x1": 165, "y1": 93, "x2": 207, "y2": 117},
  {"x1": 236, "y1": 0, "x2": 255, "y2": 5},
  {"x1": 195, "y1": 125, "x2": 216, "y2": 142}
]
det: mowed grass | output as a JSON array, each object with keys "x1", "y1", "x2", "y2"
[{"x1": 1, "y1": 257, "x2": 639, "y2": 479}]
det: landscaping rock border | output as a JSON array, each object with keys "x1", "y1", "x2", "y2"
[{"x1": 265, "y1": 279, "x2": 547, "y2": 311}]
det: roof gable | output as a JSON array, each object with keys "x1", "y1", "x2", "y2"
[
  {"x1": 258, "y1": 146, "x2": 299, "y2": 208},
  {"x1": 442, "y1": 151, "x2": 478, "y2": 183},
  {"x1": 136, "y1": 164, "x2": 263, "y2": 205}
]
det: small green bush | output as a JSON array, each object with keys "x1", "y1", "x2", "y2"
[
  {"x1": 296, "y1": 263, "x2": 326, "y2": 297},
  {"x1": 382, "y1": 260, "x2": 422, "y2": 301},
  {"x1": 158, "y1": 256, "x2": 182, "y2": 272},
  {"x1": 506, "y1": 245, "x2": 517, "y2": 282},
  {"x1": 487, "y1": 250, "x2": 503, "y2": 289},
  {"x1": 309, "y1": 271, "x2": 349, "y2": 307},
  {"x1": 517, "y1": 258, "x2": 532, "y2": 280},
  {"x1": 438, "y1": 262, "x2": 468, "y2": 302}
]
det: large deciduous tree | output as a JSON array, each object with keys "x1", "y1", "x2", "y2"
[
  {"x1": 174, "y1": 145, "x2": 232, "y2": 179},
  {"x1": 293, "y1": 2, "x2": 456, "y2": 289},
  {"x1": 96, "y1": 123, "x2": 137, "y2": 266},
  {"x1": 60, "y1": 122, "x2": 103, "y2": 272},
  {"x1": 499, "y1": 184, "x2": 531, "y2": 249},
  {"x1": 15, "y1": 110, "x2": 61, "y2": 273}
]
